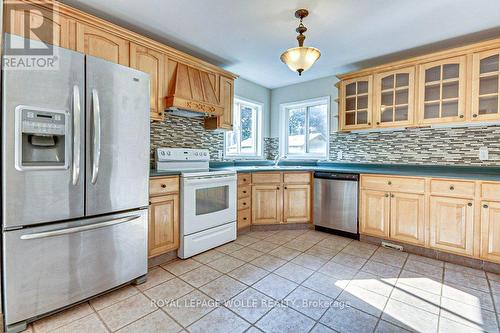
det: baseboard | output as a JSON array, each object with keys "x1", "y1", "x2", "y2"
[
  {"x1": 249, "y1": 223, "x2": 313, "y2": 232},
  {"x1": 148, "y1": 250, "x2": 178, "y2": 268},
  {"x1": 360, "y1": 234, "x2": 500, "y2": 274}
]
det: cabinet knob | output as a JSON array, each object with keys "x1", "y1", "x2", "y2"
[
  {"x1": 243, "y1": 217, "x2": 247, "y2": 220},
  {"x1": 391, "y1": 194, "x2": 395, "y2": 198},
  {"x1": 276, "y1": 186, "x2": 280, "y2": 190},
  {"x1": 473, "y1": 114, "x2": 478, "y2": 118},
  {"x1": 385, "y1": 193, "x2": 389, "y2": 197},
  {"x1": 483, "y1": 204, "x2": 489, "y2": 209},
  {"x1": 376, "y1": 122, "x2": 380, "y2": 125},
  {"x1": 388, "y1": 181, "x2": 392, "y2": 185},
  {"x1": 243, "y1": 190, "x2": 247, "y2": 194},
  {"x1": 459, "y1": 115, "x2": 464, "y2": 118},
  {"x1": 243, "y1": 202, "x2": 246, "y2": 205},
  {"x1": 449, "y1": 185, "x2": 455, "y2": 191},
  {"x1": 161, "y1": 184, "x2": 167, "y2": 188},
  {"x1": 468, "y1": 202, "x2": 472, "y2": 207},
  {"x1": 368, "y1": 122, "x2": 371, "y2": 125},
  {"x1": 284, "y1": 186, "x2": 288, "y2": 189},
  {"x1": 243, "y1": 178, "x2": 247, "y2": 182}
]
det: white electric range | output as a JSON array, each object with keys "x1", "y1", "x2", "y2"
[{"x1": 156, "y1": 148, "x2": 237, "y2": 258}]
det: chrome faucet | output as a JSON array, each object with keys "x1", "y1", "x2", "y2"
[{"x1": 274, "y1": 155, "x2": 286, "y2": 166}]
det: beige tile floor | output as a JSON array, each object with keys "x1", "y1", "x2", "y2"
[{"x1": 22, "y1": 229, "x2": 500, "y2": 333}]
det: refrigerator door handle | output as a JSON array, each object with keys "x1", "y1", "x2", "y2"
[
  {"x1": 91, "y1": 88, "x2": 101, "y2": 184},
  {"x1": 72, "y1": 85, "x2": 81, "y2": 185},
  {"x1": 19, "y1": 214, "x2": 141, "y2": 240}
]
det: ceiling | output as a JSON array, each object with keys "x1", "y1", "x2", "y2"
[{"x1": 61, "y1": 0, "x2": 500, "y2": 89}]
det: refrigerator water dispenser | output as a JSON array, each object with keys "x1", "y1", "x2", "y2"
[{"x1": 15, "y1": 106, "x2": 70, "y2": 170}]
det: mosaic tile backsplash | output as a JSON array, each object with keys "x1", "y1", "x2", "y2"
[
  {"x1": 150, "y1": 115, "x2": 224, "y2": 166},
  {"x1": 330, "y1": 125, "x2": 500, "y2": 166}
]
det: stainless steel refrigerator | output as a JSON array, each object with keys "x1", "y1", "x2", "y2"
[{"x1": 2, "y1": 35, "x2": 150, "y2": 331}]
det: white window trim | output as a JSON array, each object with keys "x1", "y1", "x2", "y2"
[
  {"x1": 224, "y1": 96, "x2": 264, "y2": 159},
  {"x1": 279, "y1": 96, "x2": 331, "y2": 159}
]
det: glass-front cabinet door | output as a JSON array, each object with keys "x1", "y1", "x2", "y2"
[
  {"x1": 472, "y1": 49, "x2": 500, "y2": 121},
  {"x1": 340, "y1": 75, "x2": 373, "y2": 131},
  {"x1": 374, "y1": 67, "x2": 415, "y2": 127},
  {"x1": 417, "y1": 56, "x2": 466, "y2": 124}
]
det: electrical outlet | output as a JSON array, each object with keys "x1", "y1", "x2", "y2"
[
  {"x1": 337, "y1": 151, "x2": 343, "y2": 160},
  {"x1": 479, "y1": 146, "x2": 489, "y2": 161}
]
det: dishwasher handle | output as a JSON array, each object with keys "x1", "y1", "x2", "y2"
[{"x1": 314, "y1": 172, "x2": 359, "y2": 181}]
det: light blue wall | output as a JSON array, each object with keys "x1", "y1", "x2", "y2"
[
  {"x1": 233, "y1": 75, "x2": 339, "y2": 140},
  {"x1": 270, "y1": 75, "x2": 339, "y2": 137},
  {"x1": 234, "y1": 77, "x2": 271, "y2": 137}
]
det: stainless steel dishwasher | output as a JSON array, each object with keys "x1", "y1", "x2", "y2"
[{"x1": 313, "y1": 172, "x2": 359, "y2": 238}]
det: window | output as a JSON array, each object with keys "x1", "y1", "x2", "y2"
[
  {"x1": 225, "y1": 98, "x2": 263, "y2": 158},
  {"x1": 280, "y1": 97, "x2": 330, "y2": 158}
]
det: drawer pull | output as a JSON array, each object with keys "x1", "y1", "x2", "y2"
[
  {"x1": 161, "y1": 184, "x2": 167, "y2": 188},
  {"x1": 483, "y1": 204, "x2": 489, "y2": 209},
  {"x1": 468, "y1": 202, "x2": 472, "y2": 207},
  {"x1": 387, "y1": 181, "x2": 392, "y2": 185},
  {"x1": 449, "y1": 185, "x2": 454, "y2": 191}
]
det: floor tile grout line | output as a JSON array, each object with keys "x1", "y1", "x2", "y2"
[{"x1": 486, "y1": 272, "x2": 500, "y2": 330}]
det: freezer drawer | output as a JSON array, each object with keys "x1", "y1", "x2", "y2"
[{"x1": 3, "y1": 209, "x2": 148, "y2": 326}]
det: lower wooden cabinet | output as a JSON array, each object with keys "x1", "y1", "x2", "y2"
[
  {"x1": 390, "y1": 192, "x2": 425, "y2": 245},
  {"x1": 360, "y1": 190, "x2": 390, "y2": 238},
  {"x1": 252, "y1": 185, "x2": 282, "y2": 225},
  {"x1": 251, "y1": 172, "x2": 312, "y2": 225},
  {"x1": 148, "y1": 176, "x2": 179, "y2": 258},
  {"x1": 283, "y1": 184, "x2": 311, "y2": 223},
  {"x1": 429, "y1": 195, "x2": 474, "y2": 256},
  {"x1": 480, "y1": 201, "x2": 500, "y2": 262}
]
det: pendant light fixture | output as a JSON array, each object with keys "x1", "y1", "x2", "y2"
[{"x1": 280, "y1": 9, "x2": 321, "y2": 76}]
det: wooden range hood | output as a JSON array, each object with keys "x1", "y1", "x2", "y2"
[{"x1": 165, "y1": 60, "x2": 224, "y2": 116}]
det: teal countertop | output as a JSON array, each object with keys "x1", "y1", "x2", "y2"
[
  {"x1": 150, "y1": 161, "x2": 500, "y2": 181},
  {"x1": 207, "y1": 161, "x2": 500, "y2": 181}
]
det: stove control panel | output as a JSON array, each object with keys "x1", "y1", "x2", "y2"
[{"x1": 156, "y1": 148, "x2": 210, "y2": 161}]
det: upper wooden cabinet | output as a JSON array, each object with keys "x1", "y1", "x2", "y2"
[
  {"x1": 374, "y1": 67, "x2": 415, "y2": 127},
  {"x1": 130, "y1": 43, "x2": 167, "y2": 121},
  {"x1": 417, "y1": 56, "x2": 467, "y2": 124},
  {"x1": 339, "y1": 76, "x2": 373, "y2": 131},
  {"x1": 76, "y1": 22, "x2": 129, "y2": 65},
  {"x1": 4, "y1": 1, "x2": 72, "y2": 49},
  {"x1": 472, "y1": 49, "x2": 500, "y2": 121},
  {"x1": 205, "y1": 76, "x2": 234, "y2": 130}
]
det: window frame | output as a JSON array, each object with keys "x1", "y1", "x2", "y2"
[
  {"x1": 224, "y1": 96, "x2": 264, "y2": 159},
  {"x1": 279, "y1": 96, "x2": 331, "y2": 159}
]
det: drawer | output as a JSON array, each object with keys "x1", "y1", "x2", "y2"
[
  {"x1": 238, "y1": 185, "x2": 251, "y2": 199},
  {"x1": 238, "y1": 197, "x2": 251, "y2": 210},
  {"x1": 238, "y1": 173, "x2": 251, "y2": 185},
  {"x1": 431, "y1": 179, "x2": 475, "y2": 198},
  {"x1": 361, "y1": 175, "x2": 425, "y2": 193},
  {"x1": 283, "y1": 172, "x2": 310, "y2": 184},
  {"x1": 237, "y1": 208, "x2": 251, "y2": 228},
  {"x1": 481, "y1": 182, "x2": 500, "y2": 200},
  {"x1": 150, "y1": 176, "x2": 179, "y2": 196},
  {"x1": 252, "y1": 172, "x2": 281, "y2": 184}
]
